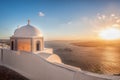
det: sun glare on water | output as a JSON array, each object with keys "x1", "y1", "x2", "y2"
[{"x1": 99, "y1": 27, "x2": 120, "y2": 40}]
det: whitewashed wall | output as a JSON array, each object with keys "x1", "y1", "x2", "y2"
[
  {"x1": 0, "y1": 49, "x2": 120, "y2": 80},
  {"x1": 2, "y1": 49, "x2": 76, "y2": 80}
]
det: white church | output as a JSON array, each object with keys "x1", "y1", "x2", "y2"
[
  {"x1": 10, "y1": 20, "x2": 44, "y2": 53},
  {"x1": 0, "y1": 20, "x2": 119, "y2": 80}
]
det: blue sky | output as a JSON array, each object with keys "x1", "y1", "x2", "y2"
[{"x1": 0, "y1": 0, "x2": 120, "y2": 40}]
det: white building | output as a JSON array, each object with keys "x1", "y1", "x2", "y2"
[{"x1": 10, "y1": 20, "x2": 44, "y2": 53}]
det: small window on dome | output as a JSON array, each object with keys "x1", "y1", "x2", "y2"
[{"x1": 36, "y1": 41, "x2": 40, "y2": 51}]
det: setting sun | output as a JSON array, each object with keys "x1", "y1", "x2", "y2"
[{"x1": 99, "y1": 27, "x2": 120, "y2": 40}]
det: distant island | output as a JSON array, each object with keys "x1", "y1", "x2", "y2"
[{"x1": 71, "y1": 40, "x2": 120, "y2": 47}]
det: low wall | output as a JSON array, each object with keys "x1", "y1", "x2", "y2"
[
  {"x1": 2, "y1": 49, "x2": 76, "y2": 80},
  {"x1": 0, "y1": 49, "x2": 120, "y2": 80}
]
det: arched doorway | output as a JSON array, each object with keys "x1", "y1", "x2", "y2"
[
  {"x1": 11, "y1": 41, "x2": 14, "y2": 50},
  {"x1": 36, "y1": 41, "x2": 40, "y2": 51}
]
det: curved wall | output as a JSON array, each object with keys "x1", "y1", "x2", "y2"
[{"x1": 0, "y1": 49, "x2": 120, "y2": 80}]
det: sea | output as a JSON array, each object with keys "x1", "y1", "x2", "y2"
[{"x1": 46, "y1": 41, "x2": 120, "y2": 75}]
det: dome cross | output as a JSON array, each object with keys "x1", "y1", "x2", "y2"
[{"x1": 28, "y1": 19, "x2": 30, "y2": 25}]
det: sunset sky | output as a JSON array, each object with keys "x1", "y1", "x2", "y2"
[{"x1": 0, "y1": 0, "x2": 120, "y2": 40}]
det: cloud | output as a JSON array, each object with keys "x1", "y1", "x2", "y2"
[
  {"x1": 39, "y1": 12, "x2": 45, "y2": 17},
  {"x1": 102, "y1": 15, "x2": 106, "y2": 19},
  {"x1": 111, "y1": 14, "x2": 115, "y2": 17},
  {"x1": 67, "y1": 21, "x2": 72, "y2": 24}
]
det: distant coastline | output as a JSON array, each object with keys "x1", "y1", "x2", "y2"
[{"x1": 71, "y1": 40, "x2": 120, "y2": 47}]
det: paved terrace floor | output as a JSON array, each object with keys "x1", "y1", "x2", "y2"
[{"x1": 0, "y1": 65, "x2": 29, "y2": 80}]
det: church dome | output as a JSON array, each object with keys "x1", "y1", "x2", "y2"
[{"x1": 13, "y1": 20, "x2": 42, "y2": 38}]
